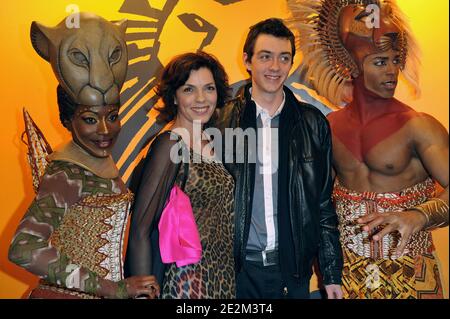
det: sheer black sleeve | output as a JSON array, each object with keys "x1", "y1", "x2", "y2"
[{"x1": 124, "y1": 132, "x2": 182, "y2": 277}]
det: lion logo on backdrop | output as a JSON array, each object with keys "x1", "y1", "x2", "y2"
[{"x1": 112, "y1": 0, "x2": 332, "y2": 186}]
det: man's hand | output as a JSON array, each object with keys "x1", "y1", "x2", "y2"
[
  {"x1": 357, "y1": 210, "x2": 427, "y2": 258},
  {"x1": 325, "y1": 284, "x2": 343, "y2": 299}
]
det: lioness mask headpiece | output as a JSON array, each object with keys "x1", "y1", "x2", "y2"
[{"x1": 30, "y1": 12, "x2": 128, "y2": 106}]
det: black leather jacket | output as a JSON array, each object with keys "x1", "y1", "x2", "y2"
[{"x1": 215, "y1": 84, "x2": 342, "y2": 285}]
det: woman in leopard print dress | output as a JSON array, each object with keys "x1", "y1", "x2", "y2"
[{"x1": 125, "y1": 52, "x2": 235, "y2": 298}]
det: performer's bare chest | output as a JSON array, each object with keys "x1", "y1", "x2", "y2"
[{"x1": 331, "y1": 115, "x2": 414, "y2": 175}]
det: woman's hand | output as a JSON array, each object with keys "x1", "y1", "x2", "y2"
[{"x1": 123, "y1": 275, "x2": 160, "y2": 299}]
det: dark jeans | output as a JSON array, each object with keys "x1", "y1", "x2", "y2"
[{"x1": 236, "y1": 260, "x2": 310, "y2": 299}]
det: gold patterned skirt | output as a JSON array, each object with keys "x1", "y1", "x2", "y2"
[{"x1": 333, "y1": 179, "x2": 445, "y2": 299}]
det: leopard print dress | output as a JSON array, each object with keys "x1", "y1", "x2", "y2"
[{"x1": 161, "y1": 148, "x2": 236, "y2": 299}]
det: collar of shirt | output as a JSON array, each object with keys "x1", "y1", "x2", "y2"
[{"x1": 250, "y1": 88, "x2": 286, "y2": 121}]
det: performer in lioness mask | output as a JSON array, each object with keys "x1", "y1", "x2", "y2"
[
  {"x1": 8, "y1": 13, "x2": 159, "y2": 299},
  {"x1": 288, "y1": 0, "x2": 448, "y2": 298}
]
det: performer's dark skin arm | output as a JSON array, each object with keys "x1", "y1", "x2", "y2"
[{"x1": 358, "y1": 114, "x2": 449, "y2": 257}]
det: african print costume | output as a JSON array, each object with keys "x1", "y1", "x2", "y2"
[
  {"x1": 333, "y1": 179, "x2": 444, "y2": 298},
  {"x1": 9, "y1": 142, "x2": 132, "y2": 299}
]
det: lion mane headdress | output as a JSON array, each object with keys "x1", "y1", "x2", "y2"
[{"x1": 286, "y1": 0, "x2": 420, "y2": 105}]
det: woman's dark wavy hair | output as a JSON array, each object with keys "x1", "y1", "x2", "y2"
[{"x1": 155, "y1": 51, "x2": 230, "y2": 122}]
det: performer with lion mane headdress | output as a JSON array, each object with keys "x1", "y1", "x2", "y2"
[
  {"x1": 287, "y1": 0, "x2": 448, "y2": 298},
  {"x1": 8, "y1": 13, "x2": 160, "y2": 299}
]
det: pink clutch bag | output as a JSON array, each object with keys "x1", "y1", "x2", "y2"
[{"x1": 158, "y1": 184, "x2": 202, "y2": 267}]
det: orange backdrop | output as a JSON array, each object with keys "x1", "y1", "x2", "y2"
[{"x1": 0, "y1": 0, "x2": 448, "y2": 298}]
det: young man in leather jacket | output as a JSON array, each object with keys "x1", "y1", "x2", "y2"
[{"x1": 215, "y1": 18, "x2": 343, "y2": 299}]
